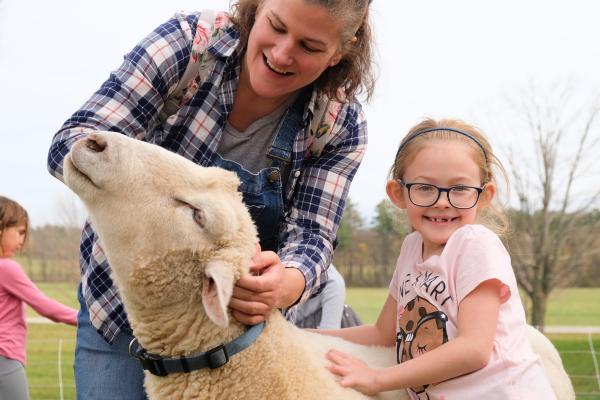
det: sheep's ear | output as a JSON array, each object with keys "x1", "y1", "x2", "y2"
[{"x1": 201, "y1": 261, "x2": 235, "y2": 327}]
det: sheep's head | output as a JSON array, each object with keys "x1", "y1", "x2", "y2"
[{"x1": 63, "y1": 132, "x2": 258, "y2": 327}]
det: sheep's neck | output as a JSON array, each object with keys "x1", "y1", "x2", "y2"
[
  {"x1": 126, "y1": 298, "x2": 246, "y2": 357},
  {"x1": 114, "y1": 250, "x2": 247, "y2": 356}
]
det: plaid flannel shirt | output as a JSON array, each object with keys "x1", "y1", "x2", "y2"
[{"x1": 47, "y1": 11, "x2": 367, "y2": 343}]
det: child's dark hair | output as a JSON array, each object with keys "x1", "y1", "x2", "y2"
[{"x1": 0, "y1": 196, "x2": 30, "y2": 245}]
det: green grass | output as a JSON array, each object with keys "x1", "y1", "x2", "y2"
[
  {"x1": 548, "y1": 333, "x2": 600, "y2": 399},
  {"x1": 24, "y1": 284, "x2": 600, "y2": 399},
  {"x1": 26, "y1": 324, "x2": 76, "y2": 400},
  {"x1": 540, "y1": 288, "x2": 600, "y2": 326},
  {"x1": 23, "y1": 282, "x2": 78, "y2": 399},
  {"x1": 346, "y1": 287, "x2": 388, "y2": 324},
  {"x1": 346, "y1": 287, "x2": 600, "y2": 325}
]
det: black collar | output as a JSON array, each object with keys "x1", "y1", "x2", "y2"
[{"x1": 128, "y1": 322, "x2": 265, "y2": 377}]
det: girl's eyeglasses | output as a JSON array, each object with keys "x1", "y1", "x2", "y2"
[{"x1": 398, "y1": 179, "x2": 483, "y2": 209}]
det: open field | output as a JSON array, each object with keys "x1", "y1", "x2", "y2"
[
  {"x1": 346, "y1": 287, "x2": 600, "y2": 326},
  {"x1": 26, "y1": 325, "x2": 75, "y2": 400},
  {"x1": 24, "y1": 284, "x2": 600, "y2": 399}
]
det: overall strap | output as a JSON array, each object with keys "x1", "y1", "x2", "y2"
[{"x1": 266, "y1": 87, "x2": 313, "y2": 165}]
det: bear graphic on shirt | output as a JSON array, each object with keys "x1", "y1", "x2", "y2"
[{"x1": 397, "y1": 295, "x2": 448, "y2": 398}]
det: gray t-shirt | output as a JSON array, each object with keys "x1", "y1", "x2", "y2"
[{"x1": 217, "y1": 96, "x2": 297, "y2": 186}]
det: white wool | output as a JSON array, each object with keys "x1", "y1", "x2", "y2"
[{"x1": 525, "y1": 325, "x2": 576, "y2": 399}]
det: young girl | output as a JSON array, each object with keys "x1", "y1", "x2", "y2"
[
  {"x1": 319, "y1": 119, "x2": 556, "y2": 399},
  {"x1": 0, "y1": 196, "x2": 78, "y2": 400}
]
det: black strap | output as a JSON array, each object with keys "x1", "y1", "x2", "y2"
[{"x1": 129, "y1": 322, "x2": 265, "y2": 376}]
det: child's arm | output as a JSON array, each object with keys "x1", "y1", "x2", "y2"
[
  {"x1": 314, "y1": 294, "x2": 397, "y2": 347},
  {"x1": 1, "y1": 260, "x2": 78, "y2": 326},
  {"x1": 326, "y1": 280, "x2": 502, "y2": 395}
]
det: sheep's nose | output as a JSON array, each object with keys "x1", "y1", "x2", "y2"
[{"x1": 86, "y1": 135, "x2": 107, "y2": 153}]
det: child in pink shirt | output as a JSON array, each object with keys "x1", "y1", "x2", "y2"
[
  {"x1": 317, "y1": 119, "x2": 555, "y2": 399},
  {"x1": 0, "y1": 196, "x2": 77, "y2": 400}
]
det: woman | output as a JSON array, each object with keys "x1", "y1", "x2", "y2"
[{"x1": 48, "y1": 0, "x2": 374, "y2": 397}]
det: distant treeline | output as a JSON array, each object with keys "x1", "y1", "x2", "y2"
[
  {"x1": 15, "y1": 202, "x2": 600, "y2": 288},
  {"x1": 18, "y1": 225, "x2": 80, "y2": 282},
  {"x1": 333, "y1": 200, "x2": 600, "y2": 288}
]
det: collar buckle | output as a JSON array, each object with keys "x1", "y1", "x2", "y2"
[
  {"x1": 206, "y1": 344, "x2": 229, "y2": 369},
  {"x1": 129, "y1": 339, "x2": 169, "y2": 377},
  {"x1": 139, "y1": 353, "x2": 169, "y2": 377}
]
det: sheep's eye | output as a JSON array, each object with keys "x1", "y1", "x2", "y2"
[{"x1": 193, "y1": 208, "x2": 205, "y2": 228}]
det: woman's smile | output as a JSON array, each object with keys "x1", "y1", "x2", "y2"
[{"x1": 263, "y1": 53, "x2": 293, "y2": 76}]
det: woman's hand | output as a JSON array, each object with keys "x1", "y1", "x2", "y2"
[
  {"x1": 326, "y1": 349, "x2": 380, "y2": 396},
  {"x1": 229, "y1": 247, "x2": 305, "y2": 325}
]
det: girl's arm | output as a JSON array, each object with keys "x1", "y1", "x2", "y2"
[
  {"x1": 1, "y1": 260, "x2": 77, "y2": 326},
  {"x1": 317, "y1": 294, "x2": 397, "y2": 347},
  {"x1": 327, "y1": 280, "x2": 501, "y2": 395}
]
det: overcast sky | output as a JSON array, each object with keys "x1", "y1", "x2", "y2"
[{"x1": 1, "y1": 0, "x2": 599, "y2": 227}]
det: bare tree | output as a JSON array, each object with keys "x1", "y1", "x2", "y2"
[
  {"x1": 19, "y1": 195, "x2": 85, "y2": 281},
  {"x1": 501, "y1": 82, "x2": 600, "y2": 330},
  {"x1": 54, "y1": 194, "x2": 87, "y2": 228}
]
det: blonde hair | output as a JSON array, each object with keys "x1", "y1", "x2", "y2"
[
  {"x1": 0, "y1": 196, "x2": 30, "y2": 255},
  {"x1": 389, "y1": 118, "x2": 509, "y2": 235},
  {"x1": 229, "y1": 0, "x2": 375, "y2": 102}
]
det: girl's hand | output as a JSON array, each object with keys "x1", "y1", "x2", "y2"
[{"x1": 326, "y1": 349, "x2": 380, "y2": 396}]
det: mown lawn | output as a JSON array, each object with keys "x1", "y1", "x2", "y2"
[
  {"x1": 346, "y1": 287, "x2": 600, "y2": 326},
  {"x1": 25, "y1": 284, "x2": 600, "y2": 399},
  {"x1": 26, "y1": 324, "x2": 76, "y2": 400},
  {"x1": 548, "y1": 333, "x2": 600, "y2": 399}
]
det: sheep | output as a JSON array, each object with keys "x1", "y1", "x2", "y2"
[
  {"x1": 63, "y1": 131, "x2": 402, "y2": 400},
  {"x1": 62, "y1": 132, "x2": 574, "y2": 400},
  {"x1": 527, "y1": 325, "x2": 576, "y2": 399}
]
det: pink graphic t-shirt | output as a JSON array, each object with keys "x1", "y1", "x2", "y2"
[{"x1": 389, "y1": 224, "x2": 555, "y2": 400}]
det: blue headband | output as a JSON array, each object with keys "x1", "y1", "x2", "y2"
[{"x1": 395, "y1": 127, "x2": 489, "y2": 163}]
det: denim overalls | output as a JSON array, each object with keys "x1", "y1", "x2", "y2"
[{"x1": 212, "y1": 89, "x2": 309, "y2": 251}]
